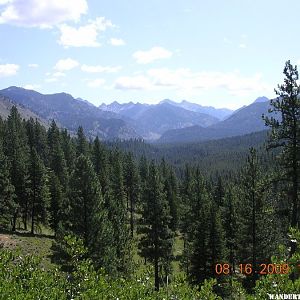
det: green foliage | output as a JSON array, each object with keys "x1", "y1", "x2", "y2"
[
  {"x1": 0, "y1": 241, "x2": 221, "y2": 299},
  {"x1": 0, "y1": 249, "x2": 66, "y2": 299},
  {"x1": 181, "y1": 167, "x2": 226, "y2": 286},
  {"x1": 4, "y1": 106, "x2": 29, "y2": 231},
  {"x1": 138, "y1": 161, "x2": 175, "y2": 290},
  {"x1": 68, "y1": 154, "x2": 115, "y2": 273},
  {"x1": 28, "y1": 149, "x2": 50, "y2": 234},
  {"x1": 263, "y1": 60, "x2": 300, "y2": 230},
  {"x1": 0, "y1": 145, "x2": 16, "y2": 229}
]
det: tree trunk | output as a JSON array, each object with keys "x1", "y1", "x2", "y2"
[
  {"x1": 154, "y1": 256, "x2": 159, "y2": 292},
  {"x1": 12, "y1": 213, "x2": 17, "y2": 232}
]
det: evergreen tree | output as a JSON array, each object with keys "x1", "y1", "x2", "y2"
[
  {"x1": 139, "y1": 155, "x2": 149, "y2": 188},
  {"x1": 138, "y1": 161, "x2": 174, "y2": 291},
  {"x1": 47, "y1": 120, "x2": 68, "y2": 186},
  {"x1": 0, "y1": 145, "x2": 16, "y2": 229},
  {"x1": 214, "y1": 175, "x2": 225, "y2": 206},
  {"x1": 107, "y1": 150, "x2": 132, "y2": 275},
  {"x1": 237, "y1": 148, "x2": 274, "y2": 288},
  {"x1": 124, "y1": 153, "x2": 140, "y2": 237},
  {"x1": 28, "y1": 149, "x2": 50, "y2": 234},
  {"x1": 207, "y1": 200, "x2": 226, "y2": 278},
  {"x1": 223, "y1": 186, "x2": 239, "y2": 275},
  {"x1": 76, "y1": 126, "x2": 88, "y2": 157},
  {"x1": 4, "y1": 106, "x2": 29, "y2": 231},
  {"x1": 48, "y1": 172, "x2": 64, "y2": 235},
  {"x1": 47, "y1": 121, "x2": 69, "y2": 234},
  {"x1": 263, "y1": 60, "x2": 300, "y2": 252},
  {"x1": 180, "y1": 165, "x2": 195, "y2": 276},
  {"x1": 165, "y1": 168, "x2": 179, "y2": 232},
  {"x1": 187, "y1": 168, "x2": 212, "y2": 283},
  {"x1": 68, "y1": 154, "x2": 114, "y2": 272},
  {"x1": 61, "y1": 128, "x2": 76, "y2": 172},
  {"x1": 92, "y1": 136, "x2": 109, "y2": 194}
]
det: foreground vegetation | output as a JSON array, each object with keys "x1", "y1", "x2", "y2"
[{"x1": 1, "y1": 232, "x2": 300, "y2": 299}]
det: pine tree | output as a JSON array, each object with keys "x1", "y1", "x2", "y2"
[
  {"x1": 180, "y1": 165, "x2": 194, "y2": 276},
  {"x1": 68, "y1": 154, "x2": 114, "y2": 272},
  {"x1": 138, "y1": 161, "x2": 174, "y2": 291},
  {"x1": 187, "y1": 168, "x2": 211, "y2": 283},
  {"x1": 4, "y1": 106, "x2": 29, "y2": 231},
  {"x1": 69, "y1": 154, "x2": 101, "y2": 243},
  {"x1": 263, "y1": 60, "x2": 300, "y2": 254},
  {"x1": 223, "y1": 186, "x2": 239, "y2": 275},
  {"x1": 124, "y1": 153, "x2": 140, "y2": 237},
  {"x1": 76, "y1": 126, "x2": 88, "y2": 157},
  {"x1": 214, "y1": 175, "x2": 225, "y2": 206},
  {"x1": 92, "y1": 136, "x2": 109, "y2": 194},
  {"x1": 61, "y1": 128, "x2": 76, "y2": 172},
  {"x1": 165, "y1": 168, "x2": 179, "y2": 232},
  {"x1": 107, "y1": 150, "x2": 132, "y2": 275},
  {"x1": 0, "y1": 145, "x2": 16, "y2": 229},
  {"x1": 48, "y1": 172, "x2": 64, "y2": 235},
  {"x1": 237, "y1": 148, "x2": 272, "y2": 288},
  {"x1": 28, "y1": 149, "x2": 50, "y2": 234},
  {"x1": 207, "y1": 200, "x2": 226, "y2": 278},
  {"x1": 47, "y1": 120, "x2": 68, "y2": 185}
]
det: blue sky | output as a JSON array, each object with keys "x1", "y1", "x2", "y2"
[{"x1": 0, "y1": 0, "x2": 299, "y2": 109}]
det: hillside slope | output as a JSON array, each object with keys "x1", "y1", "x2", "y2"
[{"x1": 0, "y1": 87, "x2": 139, "y2": 140}]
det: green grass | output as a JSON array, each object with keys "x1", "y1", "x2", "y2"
[
  {"x1": 172, "y1": 233, "x2": 184, "y2": 276},
  {"x1": 0, "y1": 225, "x2": 56, "y2": 270},
  {"x1": 1, "y1": 224, "x2": 185, "y2": 279}
]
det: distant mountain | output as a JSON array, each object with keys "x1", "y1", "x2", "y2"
[
  {"x1": 0, "y1": 87, "x2": 139, "y2": 140},
  {"x1": 0, "y1": 95, "x2": 49, "y2": 127},
  {"x1": 253, "y1": 96, "x2": 269, "y2": 103},
  {"x1": 160, "y1": 99, "x2": 233, "y2": 120},
  {"x1": 100, "y1": 99, "x2": 233, "y2": 121},
  {"x1": 158, "y1": 100, "x2": 274, "y2": 143},
  {"x1": 0, "y1": 87, "x2": 274, "y2": 142},
  {"x1": 99, "y1": 100, "x2": 220, "y2": 140},
  {"x1": 99, "y1": 101, "x2": 150, "y2": 120},
  {"x1": 131, "y1": 102, "x2": 219, "y2": 140}
]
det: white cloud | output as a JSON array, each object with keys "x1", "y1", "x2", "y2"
[
  {"x1": 28, "y1": 63, "x2": 39, "y2": 68},
  {"x1": 54, "y1": 58, "x2": 79, "y2": 71},
  {"x1": 133, "y1": 46, "x2": 173, "y2": 64},
  {"x1": 0, "y1": 0, "x2": 88, "y2": 28},
  {"x1": 0, "y1": 0, "x2": 11, "y2": 5},
  {"x1": 87, "y1": 78, "x2": 105, "y2": 88},
  {"x1": 110, "y1": 38, "x2": 125, "y2": 46},
  {"x1": 114, "y1": 68, "x2": 272, "y2": 98},
  {"x1": 149, "y1": 68, "x2": 271, "y2": 95},
  {"x1": 115, "y1": 75, "x2": 152, "y2": 90},
  {"x1": 0, "y1": 63, "x2": 19, "y2": 77},
  {"x1": 45, "y1": 77, "x2": 57, "y2": 83},
  {"x1": 23, "y1": 84, "x2": 40, "y2": 90},
  {"x1": 53, "y1": 72, "x2": 66, "y2": 77},
  {"x1": 239, "y1": 43, "x2": 246, "y2": 48},
  {"x1": 58, "y1": 17, "x2": 113, "y2": 47},
  {"x1": 81, "y1": 64, "x2": 121, "y2": 73},
  {"x1": 223, "y1": 37, "x2": 231, "y2": 44}
]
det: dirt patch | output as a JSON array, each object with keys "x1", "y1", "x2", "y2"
[{"x1": 0, "y1": 234, "x2": 17, "y2": 249}]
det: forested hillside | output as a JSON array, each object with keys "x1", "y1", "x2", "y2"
[
  {"x1": 106, "y1": 130, "x2": 271, "y2": 177},
  {"x1": 1, "y1": 61, "x2": 300, "y2": 298}
]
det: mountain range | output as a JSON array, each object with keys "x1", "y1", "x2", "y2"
[
  {"x1": 158, "y1": 100, "x2": 272, "y2": 143},
  {"x1": 0, "y1": 87, "x2": 138, "y2": 140},
  {"x1": 0, "y1": 86, "x2": 272, "y2": 143}
]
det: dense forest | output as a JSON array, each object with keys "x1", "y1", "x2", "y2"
[{"x1": 0, "y1": 61, "x2": 300, "y2": 299}]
